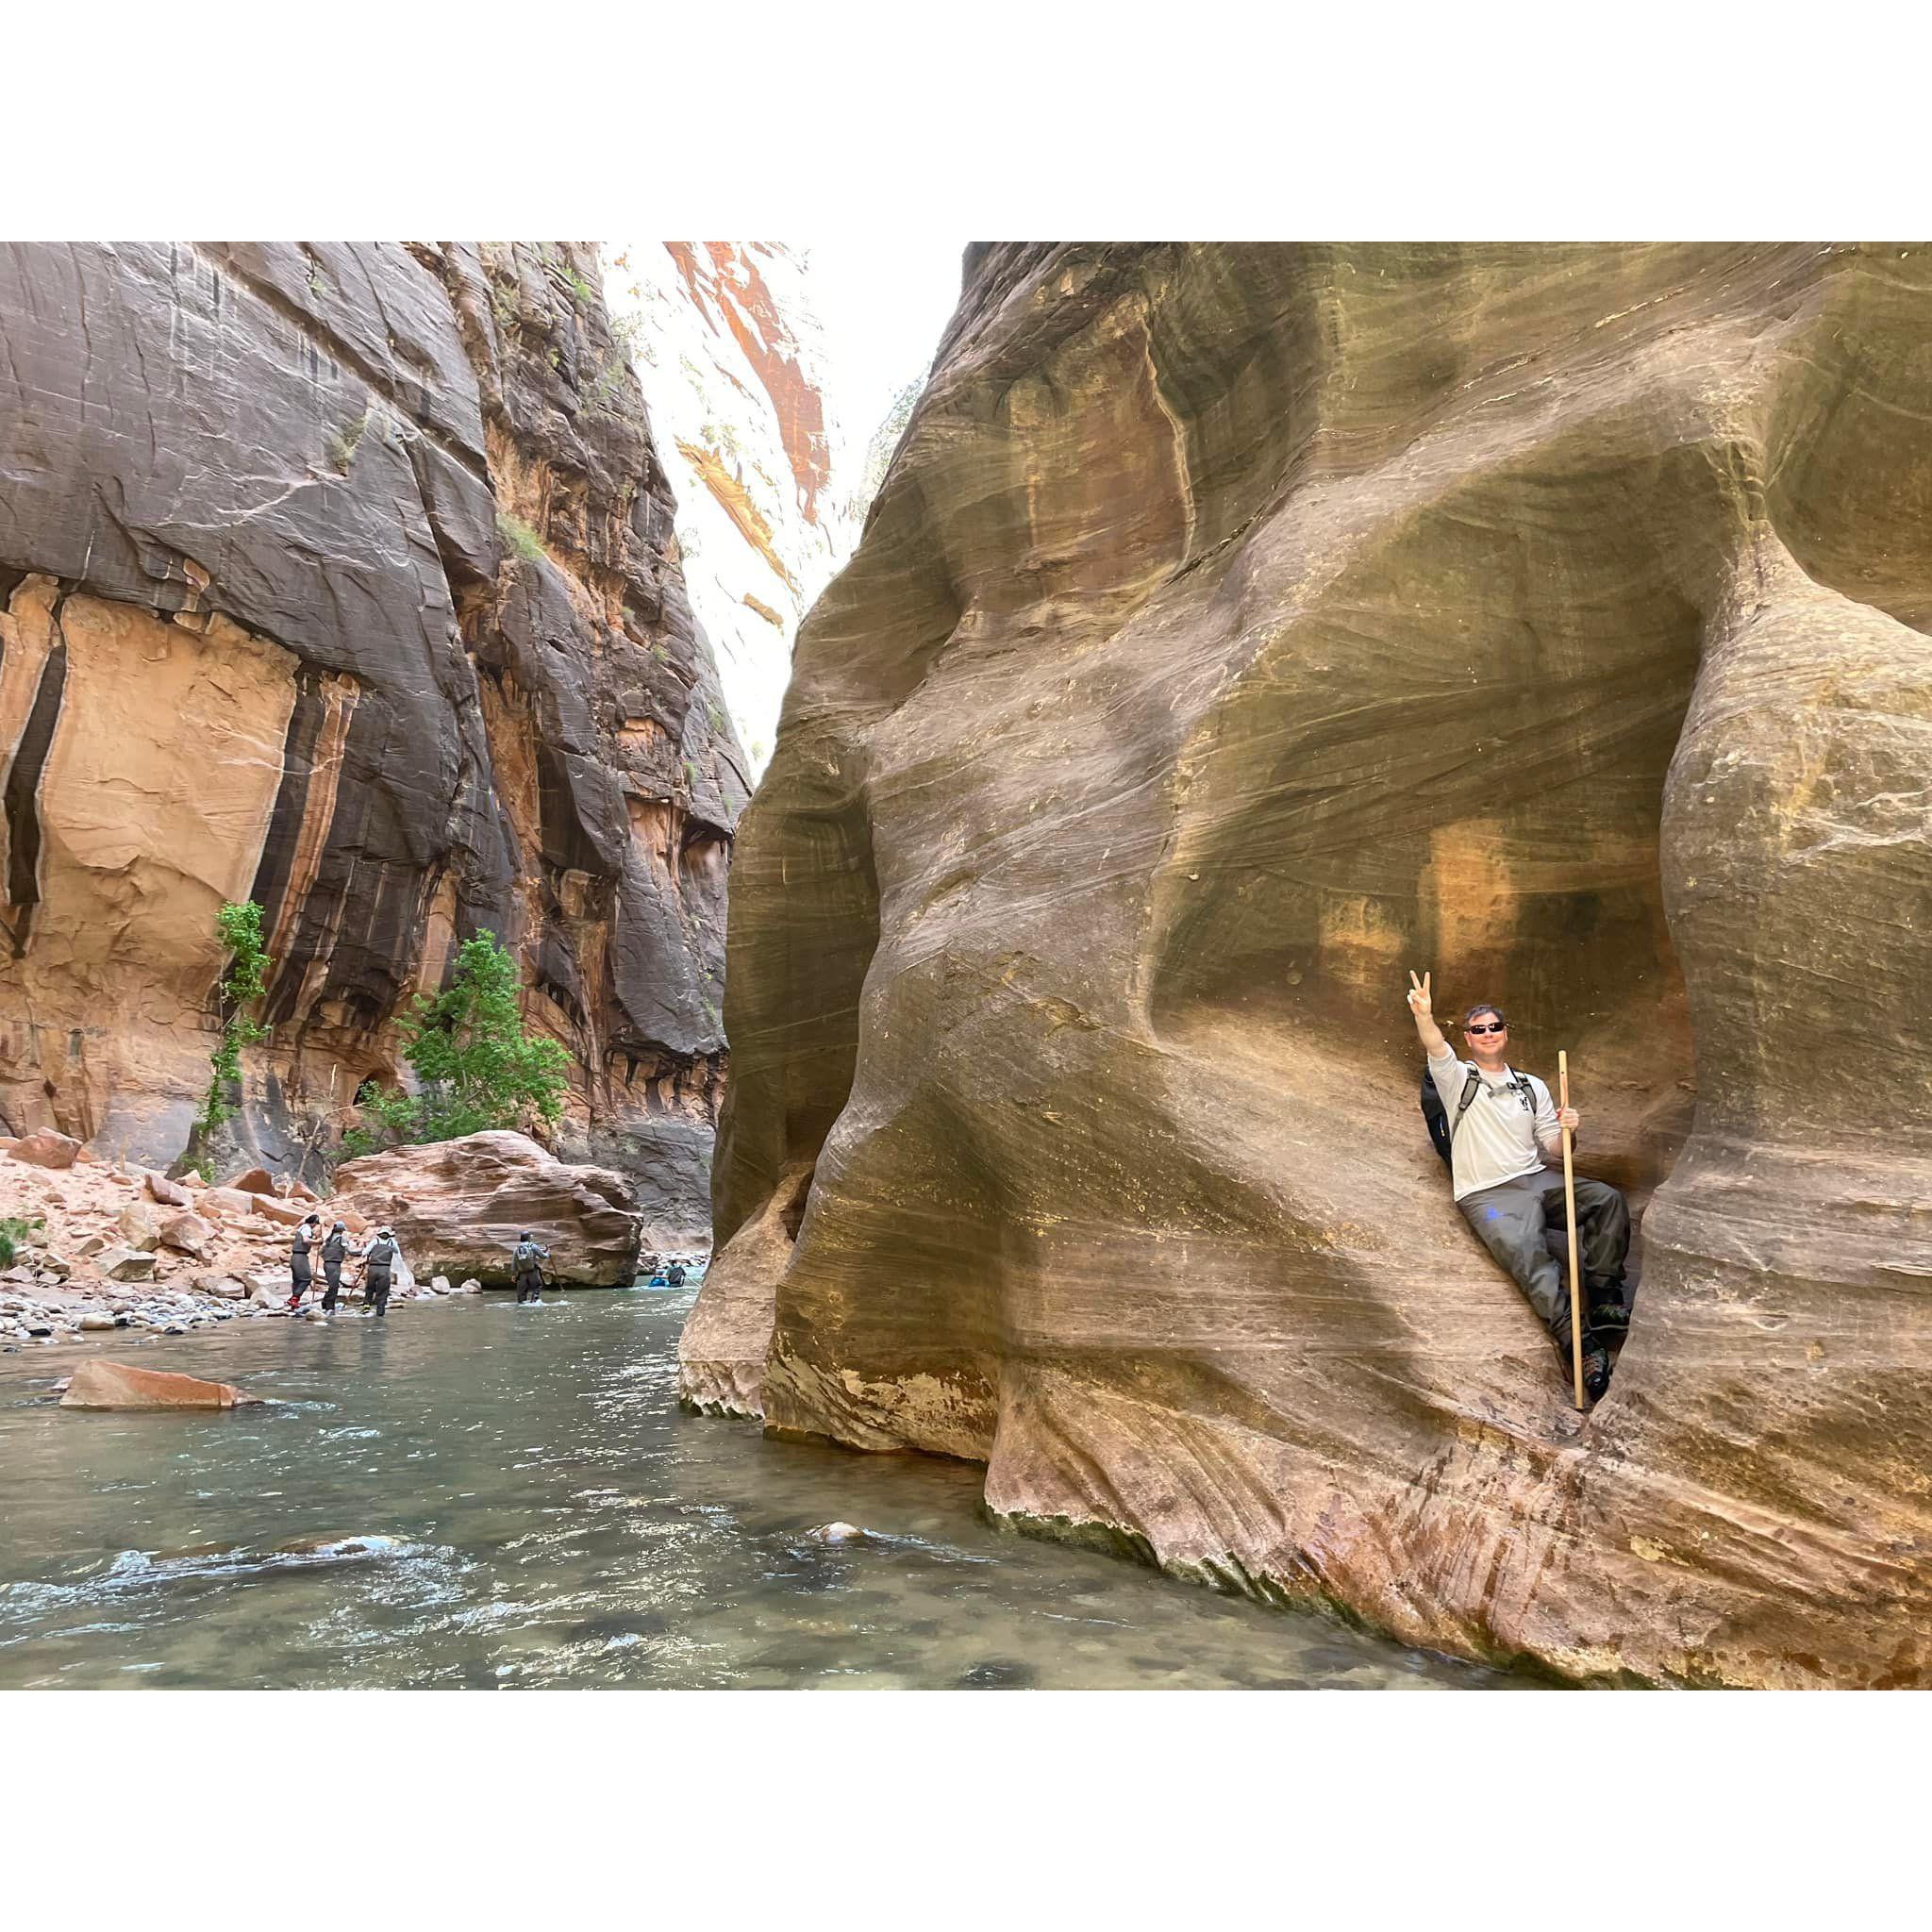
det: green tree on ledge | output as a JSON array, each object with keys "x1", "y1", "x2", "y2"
[
  {"x1": 194, "y1": 900, "x2": 272, "y2": 1141},
  {"x1": 343, "y1": 932, "x2": 571, "y2": 1156}
]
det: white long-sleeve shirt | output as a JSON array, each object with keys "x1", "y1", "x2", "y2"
[{"x1": 1427, "y1": 1042, "x2": 1563, "y2": 1201}]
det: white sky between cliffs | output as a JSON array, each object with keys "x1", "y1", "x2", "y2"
[{"x1": 797, "y1": 238, "x2": 969, "y2": 469}]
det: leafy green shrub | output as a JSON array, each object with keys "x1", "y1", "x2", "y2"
[
  {"x1": 497, "y1": 510, "x2": 545, "y2": 565},
  {"x1": 0, "y1": 1216, "x2": 44, "y2": 1267},
  {"x1": 347, "y1": 933, "x2": 571, "y2": 1151},
  {"x1": 194, "y1": 901, "x2": 272, "y2": 1139},
  {"x1": 326, "y1": 412, "x2": 368, "y2": 474}
]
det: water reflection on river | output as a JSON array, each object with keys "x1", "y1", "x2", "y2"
[{"x1": 0, "y1": 1289, "x2": 1512, "y2": 1690}]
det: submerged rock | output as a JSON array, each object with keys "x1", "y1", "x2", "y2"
[
  {"x1": 60, "y1": 1359, "x2": 259, "y2": 1410},
  {"x1": 805, "y1": 1522, "x2": 870, "y2": 1544},
  {"x1": 691, "y1": 241, "x2": 1932, "y2": 1690}
]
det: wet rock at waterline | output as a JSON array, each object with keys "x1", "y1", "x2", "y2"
[
  {"x1": 0, "y1": 242, "x2": 741, "y2": 1222},
  {"x1": 804, "y1": 1522, "x2": 871, "y2": 1544},
  {"x1": 333, "y1": 1131, "x2": 643, "y2": 1285},
  {"x1": 60, "y1": 1359, "x2": 259, "y2": 1411},
  {"x1": 677, "y1": 1155, "x2": 812, "y2": 1416},
  {"x1": 692, "y1": 242, "x2": 1932, "y2": 1688}
]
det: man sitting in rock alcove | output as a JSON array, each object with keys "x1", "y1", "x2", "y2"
[{"x1": 1407, "y1": 971, "x2": 1631, "y2": 1402}]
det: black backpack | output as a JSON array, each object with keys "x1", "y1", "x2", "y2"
[{"x1": 1421, "y1": 1060, "x2": 1534, "y2": 1170}]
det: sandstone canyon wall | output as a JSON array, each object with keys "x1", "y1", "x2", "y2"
[
  {"x1": 0, "y1": 242, "x2": 746, "y2": 1241},
  {"x1": 686, "y1": 242, "x2": 1932, "y2": 1686},
  {"x1": 605, "y1": 242, "x2": 858, "y2": 776}
]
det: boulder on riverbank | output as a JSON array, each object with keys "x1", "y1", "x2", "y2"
[
  {"x1": 10, "y1": 1130, "x2": 80, "y2": 1170},
  {"x1": 334, "y1": 1132, "x2": 643, "y2": 1286},
  {"x1": 60, "y1": 1359, "x2": 259, "y2": 1410}
]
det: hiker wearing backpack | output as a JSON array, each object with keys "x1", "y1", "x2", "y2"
[
  {"x1": 512, "y1": 1233, "x2": 550, "y2": 1304},
  {"x1": 320, "y1": 1221, "x2": 360, "y2": 1313},
  {"x1": 361, "y1": 1226, "x2": 400, "y2": 1318},
  {"x1": 287, "y1": 1213, "x2": 322, "y2": 1310},
  {"x1": 1407, "y1": 970, "x2": 1630, "y2": 1403}
]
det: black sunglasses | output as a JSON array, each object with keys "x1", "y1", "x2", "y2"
[{"x1": 1464, "y1": 1022, "x2": 1507, "y2": 1036}]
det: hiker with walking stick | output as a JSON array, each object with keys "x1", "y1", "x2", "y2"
[
  {"x1": 1406, "y1": 970, "x2": 1631, "y2": 1405},
  {"x1": 320, "y1": 1221, "x2": 360, "y2": 1314}
]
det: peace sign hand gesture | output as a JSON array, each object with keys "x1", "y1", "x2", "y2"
[{"x1": 1407, "y1": 970, "x2": 1432, "y2": 1018}]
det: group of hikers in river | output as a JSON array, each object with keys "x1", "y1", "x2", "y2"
[
  {"x1": 282, "y1": 1221, "x2": 695, "y2": 1313},
  {"x1": 1407, "y1": 970, "x2": 1631, "y2": 1404},
  {"x1": 284, "y1": 1220, "x2": 556, "y2": 1314}
]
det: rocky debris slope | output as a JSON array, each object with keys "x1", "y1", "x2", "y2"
[
  {"x1": 606, "y1": 243, "x2": 858, "y2": 775},
  {"x1": 0, "y1": 1138, "x2": 468, "y2": 1347},
  {"x1": 0, "y1": 242, "x2": 744, "y2": 1222},
  {"x1": 333, "y1": 1130, "x2": 642, "y2": 1285},
  {"x1": 690, "y1": 242, "x2": 1932, "y2": 1688}
]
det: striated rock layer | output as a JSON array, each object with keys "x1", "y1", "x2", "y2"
[
  {"x1": 333, "y1": 1131, "x2": 641, "y2": 1285},
  {"x1": 0, "y1": 242, "x2": 744, "y2": 1236},
  {"x1": 691, "y1": 242, "x2": 1932, "y2": 1687}
]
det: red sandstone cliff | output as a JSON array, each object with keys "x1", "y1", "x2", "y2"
[{"x1": 0, "y1": 242, "x2": 743, "y2": 1240}]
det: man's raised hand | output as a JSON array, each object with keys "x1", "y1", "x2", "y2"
[{"x1": 1407, "y1": 969, "x2": 1432, "y2": 1017}]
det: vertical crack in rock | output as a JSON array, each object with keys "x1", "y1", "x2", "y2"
[{"x1": 3, "y1": 627, "x2": 67, "y2": 930}]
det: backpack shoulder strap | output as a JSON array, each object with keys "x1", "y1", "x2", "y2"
[{"x1": 1447, "y1": 1066, "x2": 1482, "y2": 1144}]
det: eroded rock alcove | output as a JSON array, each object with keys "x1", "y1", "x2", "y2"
[
  {"x1": 685, "y1": 242, "x2": 1932, "y2": 1686},
  {"x1": 0, "y1": 242, "x2": 744, "y2": 1239}
]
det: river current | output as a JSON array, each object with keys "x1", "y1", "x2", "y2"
[{"x1": 0, "y1": 1288, "x2": 1513, "y2": 1690}]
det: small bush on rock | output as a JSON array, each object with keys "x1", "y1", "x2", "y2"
[
  {"x1": 0, "y1": 1215, "x2": 45, "y2": 1266},
  {"x1": 194, "y1": 901, "x2": 272, "y2": 1140},
  {"x1": 345, "y1": 933, "x2": 571, "y2": 1153}
]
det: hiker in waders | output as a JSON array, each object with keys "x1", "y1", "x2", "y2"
[
  {"x1": 320, "y1": 1221, "x2": 360, "y2": 1314},
  {"x1": 288, "y1": 1213, "x2": 322, "y2": 1310},
  {"x1": 362, "y1": 1226, "x2": 399, "y2": 1319},
  {"x1": 1407, "y1": 971, "x2": 1630, "y2": 1402},
  {"x1": 512, "y1": 1233, "x2": 550, "y2": 1304}
]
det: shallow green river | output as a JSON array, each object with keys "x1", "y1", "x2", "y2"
[{"x1": 0, "y1": 1288, "x2": 1512, "y2": 1690}]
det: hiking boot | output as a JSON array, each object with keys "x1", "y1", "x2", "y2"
[
  {"x1": 1582, "y1": 1341, "x2": 1613, "y2": 1404},
  {"x1": 1587, "y1": 1282, "x2": 1631, "y2": 1334},
  {"x1": 1553, "y1": 1334, "x2": 1615, "y2": 1404}
]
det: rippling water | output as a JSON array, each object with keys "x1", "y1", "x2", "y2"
[{"x1": 0, "y1": 1290, "x2": 1513, "y2": 1690}]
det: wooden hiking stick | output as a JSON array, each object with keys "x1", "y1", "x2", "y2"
[{"x1": 1558, "y1": 1050, "x2": 1585, "y2": 1410}]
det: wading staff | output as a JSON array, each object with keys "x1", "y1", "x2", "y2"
[{"x1": 1558, "y1": 1050, "x2": 1585, "y2": 1410}]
